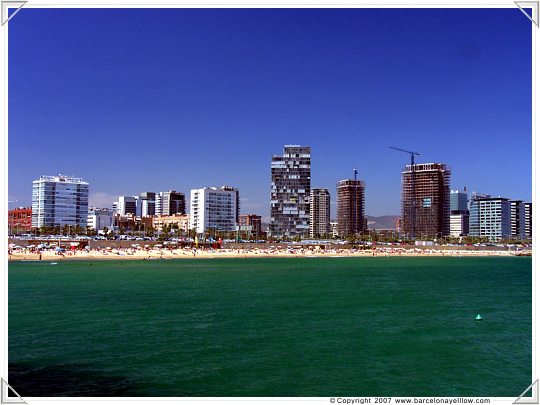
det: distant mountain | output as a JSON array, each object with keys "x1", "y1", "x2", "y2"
[{"x1": 366, "y1": 215, "x2": 399, "y2": 230}]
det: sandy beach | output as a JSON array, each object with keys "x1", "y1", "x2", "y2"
[{"x1": 7, "y1": 245, "x2": 528, "y2": 261}]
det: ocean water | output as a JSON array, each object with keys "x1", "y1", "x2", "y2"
[{"x1": 8, "y1": 257, "x2": 532, "y2": 397}]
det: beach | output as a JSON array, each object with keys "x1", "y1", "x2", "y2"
[{"x1": 7, "y1": 245, "x2": 528, "y2": 261}]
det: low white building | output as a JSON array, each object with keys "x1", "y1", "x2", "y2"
[
  {"x1": 88, "y1": 208, "x2": 115, "y2": 232},
  {"x1": 190, "y1": 187, "x2": 239, "y2": 234},
  {"x1": 450, "y1": 214, "x2": 469, "y2": 237}
]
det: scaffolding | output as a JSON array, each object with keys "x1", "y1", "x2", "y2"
[
  {"x1": 336, "y1": 179, "x2": 366, "y2": 237},
  {"x1": 401, "y1": 163, "x2": 451, "y2": 239}
]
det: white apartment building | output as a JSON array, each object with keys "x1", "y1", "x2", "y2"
[
  {"x1": 88, "y1": 208, "x2": 115, "y2": 232},
  {"x1": 190, "y1": 187, "x2": 239, "y2": 234},
  {"x1": 31, "y1": 174, "x2": 89, "y2": 229}
]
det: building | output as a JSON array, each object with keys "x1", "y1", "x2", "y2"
[
  {"x1": 524, "y1": 202, "x2": 532, "y2": 239},
  {"x1": 309, "y1": 188, "x2": 331, "y2": 238},
  {"x1": 469, "y1": 197, "x2": 511, "y2": 241},
  {"x1": 156, "y1": 191, "x2": 186, "y2": 216},
  {"x1": 8, "y1": 207, "x2": 32, "y2": 234},
  {"x1": 468, "y1": 192, "x2": 491, "y2": 211},
  {"x1": 138, "y1": 192, "x2": 156, "y2": 217},
  {"x1": 336, "y1": 179, "x2": 366, "y2": 237},
  {"x1": 115, "y1": 196, "x2": 138, "y2": 215},
  {"x1": 270, "y1": 145, "x2": 311, "y2": 238},
  {"x1": 190, "y1": 186, "x2": 239, "y2": 234},
  {"x1": 153, "y1": 214, "x2": 190, "y2": 233},
  {"x1": 330, "y1": 220, "x2": 339, "y2": 238},
  {"x1": 450, "y1": 189, "x2": 469, "y2": 237},
  {"x1": 31, "y1": 175, "x2": 89, "y2": 229},
  {"x1": 510, "y1": 200, "x2": 526, "y2": 239},
  {"x1": 400, "y1": 163, "x2": 451, "y2": 239},
  {"x1": 237, "y1": 214, "x2": 262, "y2": 238},
  {"x1": 221, "y1": 186, "x2": 240, "y2": 225},
  {"x1": 87, "y1": 208, "x2": 115, "y2": 233}
]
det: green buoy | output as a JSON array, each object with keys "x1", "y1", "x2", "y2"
[{"x1": 476, "y1": 314, "x2": 483, "y2": 321}]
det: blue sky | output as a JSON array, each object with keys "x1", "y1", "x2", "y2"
[{"x1": 7, "y1": 7, "x2": 533, "y2": 219}]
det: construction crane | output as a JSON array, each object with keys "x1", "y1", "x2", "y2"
[
  {"x1": 388, "y1": 146, "x2": 420, "y2": 166},
  {"x1": 389, "y1": 147, "x2": 420, "y2": 239}
]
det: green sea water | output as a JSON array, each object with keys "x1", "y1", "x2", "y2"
[{"x1": 8, "y1": 257, "x2": 532, "y2": 397}]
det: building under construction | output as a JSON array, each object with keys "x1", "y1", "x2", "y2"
[
  {"x1": 401, "y1": 163, "x2": 451, "y2": 239},
  {"x1": 336, "y1": 179, "x2": 366, "y2": 237}
]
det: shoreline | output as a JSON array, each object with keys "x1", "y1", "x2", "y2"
[{"x1": 7, "y1": 247, "x2": 529, "y2": 262}]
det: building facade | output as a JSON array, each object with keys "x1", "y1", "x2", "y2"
[
  {"x1": 87, "y1": 208, "x2": 115, "y2": 233},
  {"x1": 190, "y1": 187, "x2": 239, "y2": 234},
  {"x1": 270, "y1": 145, "x2": 311, "y2": 238},
  {"x1": 153, "y1": 214, "x2": 190, "y2": 233},
  {"x1": 469, "y1": 197, "x2": 511, "y2": 241},
  {"x1": 510, "y1": 200, "x2": 526, "y2": 239},
  {"x1": 336, "y1": 179, "x2": 366, "y2": 237},
  {"x1": 156, "y1": 191, "x2": 186, "y2": 217},
  {"x1": 400, "y1": 163, "x2": 451, "y2": 239},
  {"x1": 524, "y1": 202, "x2": 532, "y2": 239},
  {"x1": 309, "y1": 188, "x2": 331, "y2": 238},
  {"x1": 238, "y1": 214, "x2": 262, "y2": 237},
  {"x1": 8, "y1": 207, "x2": 32, "y2": 233},
  {"x1": 31, "y1": 175, "x2": 89, "y2": 229},
  {"x1": 115, "y1": 196, "x2": 138, "y2": 215},
  {"x1": 138, "y1": 192, "x2": 156, "y2": 217},
  {"x1": 450, "y1": 189, "x2": 469, "y2": 237}
]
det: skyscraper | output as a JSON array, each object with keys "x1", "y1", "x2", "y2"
[
  {"x1": 336, "y1": 179, "x2": 366, "y2": 237},
  {"x1": 270, "y1": 145, "x2": 311, "y2": 239},
  {"x1": 401, "y1": 163, "x2": 451, "y2": 238},
  {"x1": 309, "y1": 188, "x2": 331, "y2": 238},
  {"x1": 31, "y1": 174, "x2": 89, "y2": 229}
]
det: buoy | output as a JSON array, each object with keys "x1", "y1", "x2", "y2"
[{"x1": 476, "y1": 314, "x2": 483, "y2": 321}]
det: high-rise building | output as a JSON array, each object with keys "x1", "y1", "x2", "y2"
[
  {"x1": 400, "y1": 163, "x2": 451, "y2": 239},
  {"x1": 469, "y1": 197, "x2": 511, "y2": 241},
  {"x1": 189, "y1": 186, "x2": 239, "y2": 234},
  {"x1": 270, "y1": 145, "x2": 311, "y2": 239},
  {"x1": 510, "y1": 200, "x2": 526, "y2": 239},
  {"x1": 450, "y1": 189, "x2": 469, "y2": 237},
  {"x1": 156, "y1": 191, "x2": 186, "y2": 216},
  {"x1": 138, "y1": 192, "x2": 156, "y2": 217},
  {"x1": 309, "y1": 188, "x2": 331, "y2": 238},
  {"x1": 336, "y1": 179, "x2": 366, "y2": 237},
  {"x1": 524, "y1": 202, "x2": 532, "y2": 240},
  {"x1": 31, "y1": 175, "x2": 89, "y2": 229}
]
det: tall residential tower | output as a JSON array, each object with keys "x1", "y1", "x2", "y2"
[
  {"x1": 336, "y1": 179, "x2": 366, "y2": 237},
  {"x1": 309, "y1": 188, "x2": 331, "y2": 238},
  {"x1": 401, "y1": 163, "x2": 451, "y2": 238},
  {"x1": 270, "y1": 145, "x2": 311, "y2": 239}
]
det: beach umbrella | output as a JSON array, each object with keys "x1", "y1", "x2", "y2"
[
  {"x1": 55, "y1": 247, "x2": 62, "y2": 251},
  {"x1": 155, "y1": 244, "x2": 163, "y2": 247}
]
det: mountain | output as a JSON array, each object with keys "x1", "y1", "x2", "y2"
[{"x1": 366, "y1": 215, "x2": 400, "y2": 230}]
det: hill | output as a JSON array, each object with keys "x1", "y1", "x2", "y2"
[{"x1": 366, "y1": 215, "x2": 399, "y2": 230}]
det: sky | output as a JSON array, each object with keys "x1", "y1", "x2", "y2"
[{"x1": 7, "y1": 6, "x2": 533, "y2": 220}]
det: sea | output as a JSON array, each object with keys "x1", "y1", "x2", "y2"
[{"x1": 8, "y1": 256, "x2": 532, "y2": 397}]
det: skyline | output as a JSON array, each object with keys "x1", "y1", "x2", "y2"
[{"x1": 7, "y1": 6, "x2": 533, "y2": 221}]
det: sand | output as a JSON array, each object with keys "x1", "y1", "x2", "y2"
[{"x1": 7, "y1": 246, "x2": 526, "y2": 261}]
